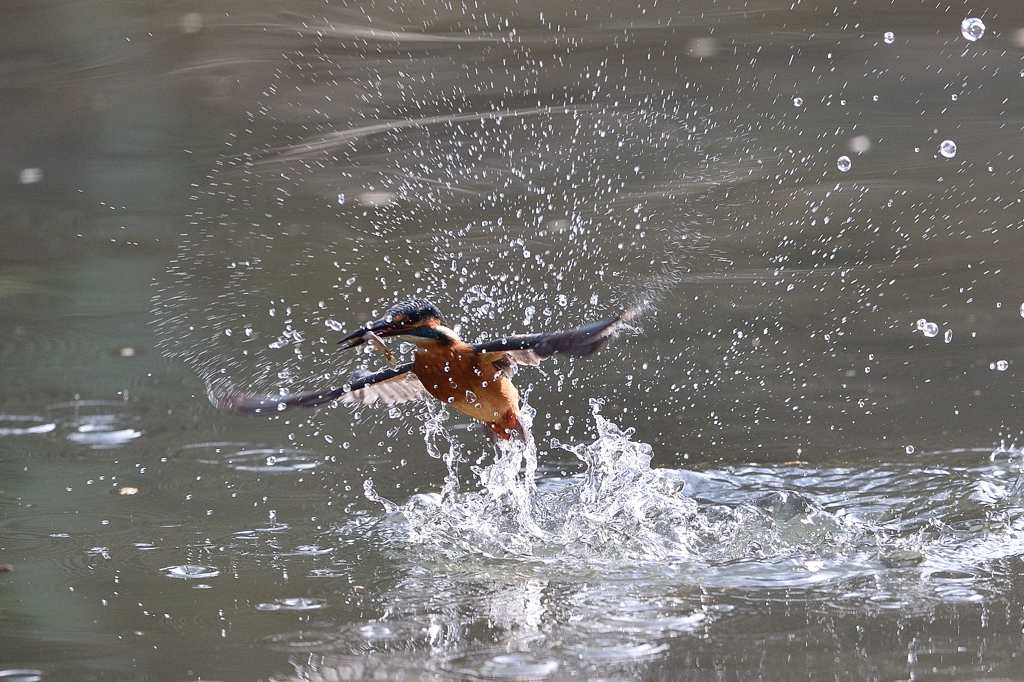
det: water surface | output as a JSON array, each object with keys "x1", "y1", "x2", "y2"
[{"x1": 4, "y1": 0, "x2": 1024, "y2": 679}]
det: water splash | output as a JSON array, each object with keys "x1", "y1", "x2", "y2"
[
  {"x1": 361, "y1": 401, "x2": 1024, "y2": 587},
  {"x1": 366, "y1": 400, "x2": 861, "y2": 566}
]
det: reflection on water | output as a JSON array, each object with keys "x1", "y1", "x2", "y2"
[{"x1": 6, "y1": 0, "x2": 1024, "y2": 679}]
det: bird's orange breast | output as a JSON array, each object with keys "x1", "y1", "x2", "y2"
[{"x1": 413, "y1": 342, "x2": 521, "y2": 437}]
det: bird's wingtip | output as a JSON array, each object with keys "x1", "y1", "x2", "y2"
[
  {"x1": 215, "y1": 392, "x2": 259, "y2": 414},
  {"x1": 612, "y1": 306, "x2": 642, "y2": 336}
]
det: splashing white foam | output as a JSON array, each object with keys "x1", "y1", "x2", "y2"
[{"x1": 365, "y1": 399, "x2": 861, "y2": 566}]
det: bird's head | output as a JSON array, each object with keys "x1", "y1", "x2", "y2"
[{"x1": 338, "y1": 299, "x2": 455, "y2": 348}]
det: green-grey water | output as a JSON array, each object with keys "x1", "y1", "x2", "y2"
[{"x1": 5, "y1": 1, "x2": 1024, "y2": 679}]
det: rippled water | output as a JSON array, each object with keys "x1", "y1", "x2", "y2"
[{"x1": 6, "y1": 0, "x2": 1024, "y2": 680}]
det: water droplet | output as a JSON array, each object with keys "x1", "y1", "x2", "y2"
[
  {"x1": 951, "y1": 93, "x2": 958, "y2": 101},
  {"x1": 883, "y1": 31, "x2": 895, "y2": 44},
  {"x1": 944, "y1": 329, "x2": 953, "y2": 343},
  {"x1": 336, "y1": 193, "x2": 345, "y2": 205},
  {"x1": 961, "y1": 17, "x2": 985, "y2": 42},
  {"x1": 162, "y1": 564, "x2": 220, "y2": 579},
  {"x1": 222, "y1": 448, "x2": 319, "y2": 472},
  {"x1": 465, "y1": 390, "x2": 478, "y2": 403},
  {"x1": 793, "y1": 96, "x2": 804, "y2": 107},
  {"x1": 0, "y1": 670, "x2": 43, "y2": 682},
  {"x1": 940, "y1": 140, "x2": 957, "y2": 158},
  {"x1": 848, "y1": 135, "x2": 871, "y2": 154},
  {"x1": 256, "y1": 597, "x2": 325, "y2": 611},
  {"x1": 1018, "y1": 302, "x2": 1024, "y2": 318},
  {"x1": 19, "y1": 168, "x2": 43, "y2": 184},
  {"x1": 357, "y1": 191, "x2": 395, "y2": 207},
  {"x1": 905, "y1": 445, "x2": 915, "y2": 455},
  {"x1": 687, "y1": 37, "x2": 718, "y2": 58},
  {"x1": 994, "y1": 360, "x2": 1009, "y2": 371},
  {"x1": 358, "y1": 623, "x2": 395, "y2": 639},
  {"x1": 476, "y1": 654, "x2": 560, "y2": 679},
  {"x1": 179, "y1": 12, "x2": 203, "y2": 34},
  {"x1": 916, "y1": 319, "x2": 939, "y2": 337},
  {"x1": 837, "y1": 156, "x2": 852, "y2": 172}
]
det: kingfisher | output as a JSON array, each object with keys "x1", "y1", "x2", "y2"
[{"x1": 218, "y1": 299, "x2": 634, "y2": 440}]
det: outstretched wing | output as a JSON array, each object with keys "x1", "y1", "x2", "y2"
[
  {"x1": 216, "y1": 362, "x2": 426, "y2": 415},
  {"x1": 470, "y1": 309, "x2": 635, "y2": 373}
]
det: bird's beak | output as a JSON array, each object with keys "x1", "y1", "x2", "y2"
[{"x1": 337, "y1": 317, "x2": 412, "y2": 348}]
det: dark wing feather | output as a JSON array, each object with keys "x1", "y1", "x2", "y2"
[
  {"x1": 471, "y1": 309, "x2": 635, "y2": 370},
  {"x1": 216, "y1": 362, "x2": 425, "y2": 414}
]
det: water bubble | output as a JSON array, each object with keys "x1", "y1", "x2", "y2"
[
  {"x1": 939, "y1": 140, "x2": 957, "y2": 158},
  {"x1": 336, "y1": 193, "x2": 345, "y2": 205},
  {"x1": 792, "y1": 96, "x2": 804, "y2": 107},
  {"x1": 905, "y1": 445, "x2": 915, "y2": 455},
  {"x1": 944, "y1": 329, "x2": 953, "y2": 343},
  {"x1": 837, "y1": 156, "x2": 852, "y2": 172},
  {"x1": 883, "y1": 31, "x2": 895, "y2": 44},
  {"x1": 961, "y1": 17, "x2": 985, "y2": 42},
  {"x1": 1018, "y1": 302, "x2": 1024, "y2": 318},
  {"x1": 992, "y1": 360, "x2": 1009, "y2": 371}
]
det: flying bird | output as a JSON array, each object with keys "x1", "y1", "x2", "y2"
[{"x1": 218, "y1": 299, "x2": 634, "y2": 440}]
